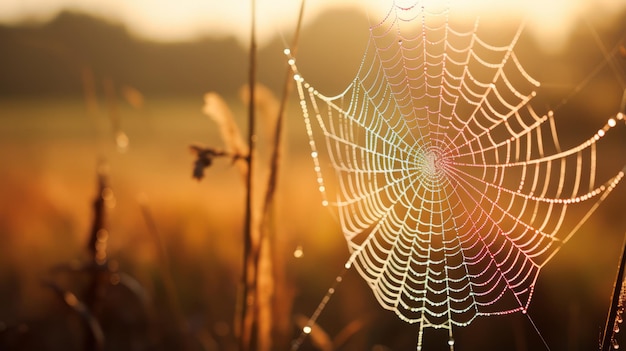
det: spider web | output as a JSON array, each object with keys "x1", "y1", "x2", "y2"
[{"x1": 288, "y1": 1, "x2": 625, "y2": 349}]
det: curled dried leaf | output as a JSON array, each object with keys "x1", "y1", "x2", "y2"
[{"x1": 190, "y1": 144, "x2": 248, "y2": 181}]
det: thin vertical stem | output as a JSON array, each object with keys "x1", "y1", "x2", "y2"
[
  {"x1": 254, "y1": 1, "x2": 306, "y2": 349},
  {"x1": 241, "y1": 0, "x2": 257, "y2": 350},
  {"x1": 84, "y1": 168, "x2": 107, "y2": 351},
  {"x1": 244, "y1": 0, "x2": 305, "y2": 349},
  {"x1": 260, "y1": 0, "x2": 305, "y2": 220},
  {"x1": 601, "y1": 234, "x2": 626, "y2": 351}
]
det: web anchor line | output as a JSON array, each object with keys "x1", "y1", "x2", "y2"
[
  {"x1": 290, "y1": 267, "x2": 348, "y2": 351},
  {"x1": 289, "y1": 1, "x2": 626, "y2": 349}
]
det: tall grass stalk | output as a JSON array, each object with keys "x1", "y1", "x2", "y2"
[
  {"x1": 260, "y1": 0, "x2": 304, "y2": 218},
  {"x1": 601, "y1": 234, "x2": 626, "y2": 351},
  {"x1": 83, "y1": 165, "x2": 110, "y2": 351},
  {"x1": 255, "y1": 0, "x2": 306, "y2": 349},
  {"x1": 202, "y1": 1, "x2": 305, "y2": 349},
  {"x1": 241, "y1": 0, "x2": 258, "y2": 350}
]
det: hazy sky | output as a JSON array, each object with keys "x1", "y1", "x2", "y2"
[{"x1": 0, "y1": 0, "x2": 623, "y2": 49}]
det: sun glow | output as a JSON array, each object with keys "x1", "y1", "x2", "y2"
[{"x1": 0, "y1": 0, "x2": 623, "y2": 49}]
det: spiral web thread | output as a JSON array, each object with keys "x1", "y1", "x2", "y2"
[{"x1": 287, "y1": 1, "x2": 625, "y2": 350}]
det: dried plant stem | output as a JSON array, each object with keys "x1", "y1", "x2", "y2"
[
  {"x1": 241, "y1": 0, "x2": 257, "y2": 350},
  {"x1": 241, "y1": 1, "x2": 305, "y2": 349},
  {"x1": 86, "y1": 168, "x2": 107, "y2": 261},
  {"x1": 253, "y1": 0, "x2": 306, "y2": 349},
  {"x1": 601, "y1": 233, "x2": 626, "y2": 351},
  {"x1": 260, "y1": 0, "x2": 305, "y2": 218},
  {"x1": 84, "y1": 165, "x2": 109, "y2": 351}
]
